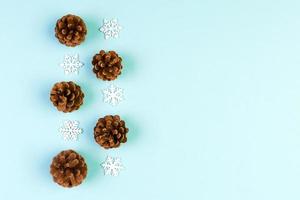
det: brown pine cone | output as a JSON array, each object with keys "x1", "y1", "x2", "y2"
[
  {"x1": 50, "y1": 81, "x2": 84, "y2": 113},
  {"x1": 50, "y1": 150, "x2": 87, "y2": 188},
  {"x1": 92, "y1": 50, "x2": 123, "y2": 81},
  {"x1": 94, "y1": 115, "x2": 129, "y2": 149},
  {"x1": 55, "y1": 14, "x2": 87, "y2": 47}
]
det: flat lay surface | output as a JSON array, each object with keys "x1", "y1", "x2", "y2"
[{"x1": 0, "y1": 0, "x2": 300, "y2": 199}]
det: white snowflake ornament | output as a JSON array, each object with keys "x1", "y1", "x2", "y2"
[
  {"x1": 101, "y1": 156, "x2": 124, "y2": 176},
  {"x1": 59, "y1": 120, "x2": 83, "y2": 141},
  {"x1": 99, "y1": 19, "x2": 122, "y2": 39},
  {"x1": 60, "y1": 54, "x2": 84, "y2": 75},
  {"x1": 102, "y1": 84, "x2": 124, "y2": 106}
]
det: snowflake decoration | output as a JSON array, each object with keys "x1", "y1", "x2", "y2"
[
  {"x1": 59, "y1": 120, "x2": 83, "y2": 141},
  {"x1": 101, "y1": 156, "x2": 124, "y2": 176},
  {"x1": 60, "y1": 54, "x2": 84, "y2": 75},
  {"x1": 99, "y1": 19, "x2": 122, "y2": 39},
  {"x1": 102, "y1": 84, "x2": 124, "y2": 106}
]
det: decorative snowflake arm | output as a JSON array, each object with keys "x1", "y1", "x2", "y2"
[
  {"x1": 101, "y1": 156, "x2": 124, "y2": 176},
  {"x1": 102, "y1": 84, "x2": 124, "y2": 106},
  {"x1": 60, "y1": 54, "x2": 84, "y2": 75},
  {"x1": 99, "y1": 19, "x2": 122, "y2": 39},
  {"x1": 59, "y1": 120, "x2": 83, "y2": 141}
]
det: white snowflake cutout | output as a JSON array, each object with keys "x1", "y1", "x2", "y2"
[
  {"x1": 59, "y1": 120, "x2": 83, "y2": 141},
  {"x1": 60, "y1": 54, "x2": 84, "y2": 75},
  {"x1": 99, "y1": 19, "x2": 122, "y2": 39},
  {"x1": 102, "y1": 84, "x2": 124, "y2": 106},
  {"x1": 101, "y1": 156, "x2": 124, "y2": 176}
]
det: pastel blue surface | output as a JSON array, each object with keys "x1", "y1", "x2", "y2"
[{"x1": 1, "y1": 0, "x2": 300, "y2": 199}]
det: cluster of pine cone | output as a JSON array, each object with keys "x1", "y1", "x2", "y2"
[{"x1": 50, "y1": 14, "x2": 130, "y2": 188}]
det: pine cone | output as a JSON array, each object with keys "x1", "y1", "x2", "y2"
[
  {"x1": 55, "y1": 14, "x2": 87, "y2": 47},
  {"x1": 50, "y1": 150, "x2": 87, "y2": 188},
  {"x1": 50, "y1": 81, "x2": 84, "y2": 113},
  {"x1": 92, "y1": 50, "x2": 123, "y2": 81},
  {"x1": 94, "y1": 115, "x2": 129, "y2": 149}
]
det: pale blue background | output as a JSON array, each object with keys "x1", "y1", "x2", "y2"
[{"x1": 0, "y1": 0, "x2": 300, "y2": 199}]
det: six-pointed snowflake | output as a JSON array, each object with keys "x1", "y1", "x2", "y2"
[
  {"x1": 102, "y1": 84, "x2": 124, "y2": 106},
  {"x1": 60, "y1": 54, "x2": 84, "y2": 75},
  {"x1": 99, "y1": 19, "x2": 122, "y2": 39},
  {"x1": 101, "y1": 156, "x2": 124, "y2": 176},
  {"x1": 59, "y1": 120, "x2": 83, "y2": 141}
]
